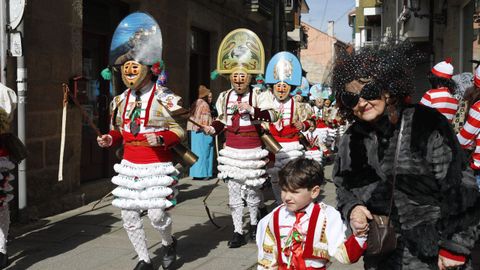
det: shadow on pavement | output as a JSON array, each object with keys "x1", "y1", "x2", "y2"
[
  {"x1": 6, "y1": 211, "x2": 119, "y2": 270},
  {"x1": 176, "y1": 182, "x2": 219, "y2": 204},
  {"x1": 152, "y1": 215, "x2": 232, "y2": 269}
]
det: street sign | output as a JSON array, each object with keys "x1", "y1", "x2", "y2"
[
  {"x1": 8, "y1": 0, "x2": 25, "y2": 30},
  {"x1": 9, "y1": 31, "x2": 22, "y2": 57}
]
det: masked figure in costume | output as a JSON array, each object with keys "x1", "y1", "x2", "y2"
[
  {"x1": 97, "y1": 13, "x2": 184, "y2": 270},
  {"x1": 0, "y1": 84, "x2": 25, "y2": 269},
  {"x1": 264, "y1": 52, "x2": 314, "y2": 203},
  {"x1": 203, "y1": 28, "x2": 277, "y2": 248}
]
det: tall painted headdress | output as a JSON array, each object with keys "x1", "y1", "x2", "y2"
[
  {"x1": 101, "y1": 12, "x2": 167, "y2": 83},
  {"x1": 214, "y1": 28, "x2": 265, "y2": 76},
  {"x1": 309, "y1": 83, "x2": 323, "y2": 100},
  {"x1": 292, "y1": 77, "x2": 310, "y2": 97},
  {"x1": 109, "y1": 12, "x2": 163, "y2": 66},
  {"x1": 265, "y1": 51, "x2": 302, "y2": 86}
]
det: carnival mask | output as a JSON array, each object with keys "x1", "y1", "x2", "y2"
[
  {"x1": 273, "y1": 82, "x2": 292, "y2": 101},
  {"x1": 121, "y1": 60, "x2": 150, "y2": 90},
  {"x1": 324, "y1": 99, "x2": 331, "y2": 107},
  {"x1": 230, "y1": 70, "x2": 252, "y2": 95}
]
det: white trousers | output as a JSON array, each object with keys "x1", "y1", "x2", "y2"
[
  {"x1": 0, "y1": 205, "x2": 9, "y2": 254},
  {"x1": 121, "y1": 208, "x2": 172, "y2": 263},
  {"x1": 228, "y1": 180, "x2": 261, "y2": 234}
]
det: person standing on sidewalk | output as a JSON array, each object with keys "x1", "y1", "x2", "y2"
[
  {"x1": 203, "y1": 28, "x2": 277, "y2": 248},
  {"x1": 97, "y1": 12, "x2": 184, "y2": 270},
  {"x1": 187, "y1": 85, "x2": 214, "y2": 180}
]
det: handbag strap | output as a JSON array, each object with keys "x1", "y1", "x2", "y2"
[{"x1": 386, "y1": 113, "x2": 405, "y2": 222}]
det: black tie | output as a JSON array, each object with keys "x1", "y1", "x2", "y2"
[{"x1": 129, "y1": 90, "x2": 142, "y2": 136}]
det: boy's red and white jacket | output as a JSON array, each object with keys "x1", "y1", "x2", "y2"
[{"x1": 256, "y1": 202, "x2": 366, "y2": 270}]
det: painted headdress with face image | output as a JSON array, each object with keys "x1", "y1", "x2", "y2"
[
  {"x1": 109, "y1": 12, "x2": 163, "y2": 66},
  {"x1": 291, "y1": 77, "x2": 310, "y2": 97},
  {"x1": 214, "y1": 28, "x2": 265, "y2": 76},
  {"x1": 265, "y1": 51, "x2": 302, "y2": 86},
  {"x1": 332, "y1": 41, "x2": 423, "y2": 120},
  {"x1": 309, "y1": 84, "x2": 323, "y2": 101},
  {"x1": 102, "y1": 12, "x2": 166, "y2": 89}
]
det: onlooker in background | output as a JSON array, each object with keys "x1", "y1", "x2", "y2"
[
  {"x1": 187, "y1": 85, "x2": 214, "y2": 180},
  {"x1": 419, "y1": 58, "x2": 458, "y2": 123},
  {"x1": 457, "y1": 67, "x2": 480, "y2": 187}
]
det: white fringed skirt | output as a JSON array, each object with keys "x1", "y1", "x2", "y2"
[
  {"x1": 267, "y1": 141, "x2": 304, "y2": 179},
  {"x1": 0, "y1": 157, "x2": 14, "y2": 205},
  {"x1": 111, "y1": 159, "x2": 179, "y2": 210},
  {"x1": 304, "y1": 149, "x2": 323, "y2": 164},
  {"x1": 217, "y1": 146, "x2": 269, "y2": 187}
]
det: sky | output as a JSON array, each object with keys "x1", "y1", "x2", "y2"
[{"x1": 302, "y1": 0, "x2": 356, "y2": 43}]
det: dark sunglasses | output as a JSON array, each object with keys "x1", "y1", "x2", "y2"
[{"x1": 340, "y1": 82, "x2": 382, "y2": 108}]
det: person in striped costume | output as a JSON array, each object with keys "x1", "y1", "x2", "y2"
[
  {"x1": 264, "y1": 52, "x2": 315, "y2": 204},
  {"x1": 457, "y1": 67, "x2": 480, "y2": 187},
  {"x1": 419, "y1": 58, "x2": 458, "y2": 122},
  {"x1": 97, "y1": 13, "x2": 183, "y2": 270}
]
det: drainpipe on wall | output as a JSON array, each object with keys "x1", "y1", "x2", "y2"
[
  {"x1": 16, "y1": 20, "x2": 27, "y2": 219},
  {"x1": 396, "y1": 0, "x2": 399, "y2": 40},
  {"x1": 0, "y1": 0, "x2": 6, "y2": 84},
  {"x1": 429, "y1": 0, "x2": 434, "y2": 66}
]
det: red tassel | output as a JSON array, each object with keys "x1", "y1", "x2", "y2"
[{"x1": 445, "y1": 57, "x2": 452, "y2": 64}]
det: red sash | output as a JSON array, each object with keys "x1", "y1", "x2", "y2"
[{"x1": 273, "y1": 203, "x2": 325, "y2": 270}]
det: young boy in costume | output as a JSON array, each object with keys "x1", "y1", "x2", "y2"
[{"x1": 256, "y1": 158, "x2": 366, "y2": 269}]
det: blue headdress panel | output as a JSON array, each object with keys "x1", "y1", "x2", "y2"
[
  {"x1": 109, "y1": 12, "x2": 163, "y2": 66},
  {"x1": 309, "y1": 84, "x2": 323, "y2": 100},
  {"x1": 265, "y1": 51, "x2": 302, "y2": 86},
  {"x1": 292, "y1": 77, "x2": 310, "y2": 97}
]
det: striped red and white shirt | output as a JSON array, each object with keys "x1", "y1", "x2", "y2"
[
  {"x1": 457, "y1": 101, "x2": 480, "y2": 170},
  {"x1": 419, "y1": 88, "x2": 458, "y2": 122}
]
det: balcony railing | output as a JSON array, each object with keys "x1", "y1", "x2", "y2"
[{"x1": 246, "y1": 0, "x2": 273, "y2": 16}]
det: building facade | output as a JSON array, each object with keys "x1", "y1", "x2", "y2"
[
  {"x1": 352, "y1": 0, "x2": 478, "y2": 101},
  {"x1": 351, "y1": 0, "x2": 383, "y2": 49},
  {"x1": 4, "y1": 0, "x2": 312, "y2": 219},
  {"x1": 300, "y1": 22, "x2": 351, "y2": 85}
]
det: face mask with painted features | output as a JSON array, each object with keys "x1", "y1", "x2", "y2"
[
  {"x1": 273, "y1": 82, "x2": 292, "y2": 101},
  {"x1": 315, "y1": 98, "x2": 324, "y2": 108},
  {"x1": 324, "y1": 99, "x2": 331, "y2": 107},
  {"x1": 230, "y1": 69, "x2": 252, "y2": 95},
  {"x1": 121, "y1": 60, "x2": 150, "y2": 90}
]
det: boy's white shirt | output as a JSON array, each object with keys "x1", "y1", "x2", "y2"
[{"x1": 256, "y1": 201, "x2": 366, "y2": 269}]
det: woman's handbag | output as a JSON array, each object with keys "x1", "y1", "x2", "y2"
[
  {"x1": 365, "y1": 214, "x2": 397, "y2": 256},
  {"x1": 365, "y1": 114, "x2": 405, "y2": 256}
]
